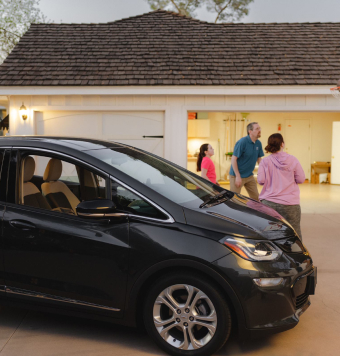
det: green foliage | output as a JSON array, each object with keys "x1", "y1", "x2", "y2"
[
  {"x1": 0, "y1": 0, "x2": 46, "y2": 63},
  {"x1": 145, "y1": 0, "x2": 253, "y2": 22},
  {"x1": 146, "y1": 0, "x2": 173, "y2": 11},
  {"x1": 206, "y1": 0, "x2": 254, "y2": 23}
]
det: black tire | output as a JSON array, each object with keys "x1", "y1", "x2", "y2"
[{"x1": 143, "y1": 272, "x2": 232, "y2": 356}]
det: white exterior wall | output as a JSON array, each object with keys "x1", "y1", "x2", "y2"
[{"x1": 7, "y1": 91, "x2": 340, "y2": 167}]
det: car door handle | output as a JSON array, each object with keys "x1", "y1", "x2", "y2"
[{"x1": 9, "y1": 220, "x2": 36, "y2": 231}]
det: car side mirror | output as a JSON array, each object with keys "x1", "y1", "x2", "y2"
[{"x1": 76, "y1": 199, "x2": 127, "y2": 219}]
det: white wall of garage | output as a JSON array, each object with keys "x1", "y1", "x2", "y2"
[
  {"x1": 7, "y1": 89, "x2": 340, "y2": 168},
  {"x1": 35, "y1": 111, "x2": 165, "y2": 157}
]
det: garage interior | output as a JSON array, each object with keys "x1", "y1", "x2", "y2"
[{"x1": 187, "y1": 111, "x2": 340, "y2": 191}]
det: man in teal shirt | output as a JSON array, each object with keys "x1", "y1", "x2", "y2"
[{"x1": 229, "y1": 122, "x2": 264, "y2": 200}]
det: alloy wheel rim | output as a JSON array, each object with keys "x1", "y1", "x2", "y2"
[{"x1": 153, "y1": 284, "x2": 217, "y2": 350}]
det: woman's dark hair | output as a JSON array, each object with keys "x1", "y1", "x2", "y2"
[
  {"x1": 197, "y1": 143, "x2": 209, "y2": 172},
  {"x1": 265, "y1": 133, "x2": 284, "y2": 153}
]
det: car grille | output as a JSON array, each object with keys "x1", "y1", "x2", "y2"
[{"x1": 295, "y1": 292, "x2": 309, "y2": 310}]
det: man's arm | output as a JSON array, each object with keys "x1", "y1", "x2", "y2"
[
  {"x1": 258, "y1": 143, "x2": 265, "y2": 165},
  {"x1": 231, "y1": 155, "x2": 240, "y2": 176},
  {"x1": 231, "y1": 155, "x2": 242, "y2": 188}
]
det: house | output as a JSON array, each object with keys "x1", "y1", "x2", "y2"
[{"x1": 0, "y1": 10, "x2": 339, "y2": 182}]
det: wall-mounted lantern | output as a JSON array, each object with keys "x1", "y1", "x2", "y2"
[{"x1": 19, "y1": 102, "x2": 28, "y2": 120}]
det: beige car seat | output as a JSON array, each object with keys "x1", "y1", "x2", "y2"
[
  {"x1": 23, "y1": 156, "x2": 52, "y2": 210},
  {"x1": 41, "y1": 158, "x2": 80, "y2": 214},
  {"x1": 76, "y1": 165, "x2": 99, "y2": 201}
]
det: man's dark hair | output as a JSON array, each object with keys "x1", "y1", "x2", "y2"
[{"x1": 247, "y1": 122, "x2": 258, "y2": 135}]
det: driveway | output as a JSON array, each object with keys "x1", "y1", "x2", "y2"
[{"x1": 1, "y1": 213, "x2": 339, "y2": 356}]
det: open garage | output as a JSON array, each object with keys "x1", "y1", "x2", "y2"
[{"x1": 186, "y1": 111, "x2": 340, "y2": 185}]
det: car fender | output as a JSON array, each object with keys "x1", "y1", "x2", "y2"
[{"x1": 124, "y1": 257, "x2": 247, "y2": 334}]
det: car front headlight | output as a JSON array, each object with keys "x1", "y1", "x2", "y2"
[
  {"x1": 274, "y1": 237, "x2": 305, "y2": 253},
  {"x1": 220, "y1": 237, "x2": 282, "y2": 262}
]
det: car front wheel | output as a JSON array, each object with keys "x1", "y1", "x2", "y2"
[{"x1": 143, "y1": 272, "x2": 232, "y2": 356}]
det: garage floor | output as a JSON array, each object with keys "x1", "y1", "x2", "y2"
[
  {"x1": 0, "y1": 184, "x2": 339, "y2": 356},
  {"x1": 220, "y1": 182, "x2": 340, "y2": 214}
]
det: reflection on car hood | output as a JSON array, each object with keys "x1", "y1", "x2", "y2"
[{"x1": 183, "y1": 193, "x2": 296, "y2": 241}]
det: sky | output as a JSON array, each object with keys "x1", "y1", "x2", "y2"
[{"x1": 38, "y1": 0, "x2": 340, "y2": 24}]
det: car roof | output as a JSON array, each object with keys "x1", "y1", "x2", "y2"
[{"x1": 0, "y1": 136, "x2": 126, "y2": 151}]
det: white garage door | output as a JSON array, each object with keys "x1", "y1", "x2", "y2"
[{"x1": 36, "y1": 111, "x2": 164, "y2": 157}]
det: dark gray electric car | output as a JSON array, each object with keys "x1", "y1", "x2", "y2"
[{"x1": 0, "y1": 136, "x2": 316, "y2": 356}]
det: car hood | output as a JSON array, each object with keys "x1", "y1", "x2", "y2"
[{"x1": 183, "y1": 193, "x2": 296, "y2": 241}]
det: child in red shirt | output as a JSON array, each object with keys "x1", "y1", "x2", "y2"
[{"x1": 197, "y1": 143, "x2": 218, "y2": 184}]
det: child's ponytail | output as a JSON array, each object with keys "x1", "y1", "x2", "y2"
[{"x1": 196, "y1": 143, "x2": 209, "y2": 172}]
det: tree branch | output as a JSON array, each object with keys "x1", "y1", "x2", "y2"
[
  {"x1": 215, "y1": 0, "x2": 232, "y2": 23},
  {"x1": 0, "y1": 27, "x2": 21, "y2": 38},
  {"x1": 170, "y1": 0, "x2": 181, "y2": 13}
]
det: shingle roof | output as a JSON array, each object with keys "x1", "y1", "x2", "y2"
[{"x1": 0, "y1": 10, "x2": 339, "y2": 86}]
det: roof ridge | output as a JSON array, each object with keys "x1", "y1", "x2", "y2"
[
  {"x1": 27, "y1": 10, "x2": 200, "y2": 26},
  {"x1": 107, "y1": 9, "x2": 208, "y2": 25}
]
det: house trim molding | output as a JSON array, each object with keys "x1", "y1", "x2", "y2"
[{"x1": 0, "y1": 85, "x2": 335, "y2": 96}]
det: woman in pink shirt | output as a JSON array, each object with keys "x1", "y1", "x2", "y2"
[
  {"x1": 257, "y1": 133, "x2": 305, "y2": 239},
  {"x1": 197, "y1": 143, "x2": 218, "y2": 185}
]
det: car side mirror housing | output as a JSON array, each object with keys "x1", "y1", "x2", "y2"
[{"x1": 76, "y1": 199, "x2": 127, "y2": 218}]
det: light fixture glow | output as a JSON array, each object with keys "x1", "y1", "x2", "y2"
[{"x1": 19, "y1": 102, "x2": 28, "y2": 120}]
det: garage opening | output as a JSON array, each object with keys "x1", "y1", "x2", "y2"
[{"x1": 187, "y1": 112, "x2": 340, "y2": 208}]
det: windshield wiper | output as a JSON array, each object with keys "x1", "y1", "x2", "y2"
[{"x1": 199, "y1": 191, "x2": 231, "y2": 209}]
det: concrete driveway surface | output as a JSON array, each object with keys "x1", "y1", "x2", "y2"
[{"x1": 1, "y1": 213, "x2": 339, "y2": 356}]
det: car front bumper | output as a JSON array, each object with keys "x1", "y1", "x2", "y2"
[{"x1": 212, "y1": 251, "x2": 316, "y2": 338}]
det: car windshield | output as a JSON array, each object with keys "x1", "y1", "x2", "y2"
[{"x1": 87, "y1": 147, "x2": 227, "y2": 207}]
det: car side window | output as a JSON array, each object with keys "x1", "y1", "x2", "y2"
[
  {"x1": 20, "y1": 153, "x2": 107, "y2": 215},
  {"x1": 111, "y1": 180, "x2": 168, "y2": 220}
]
